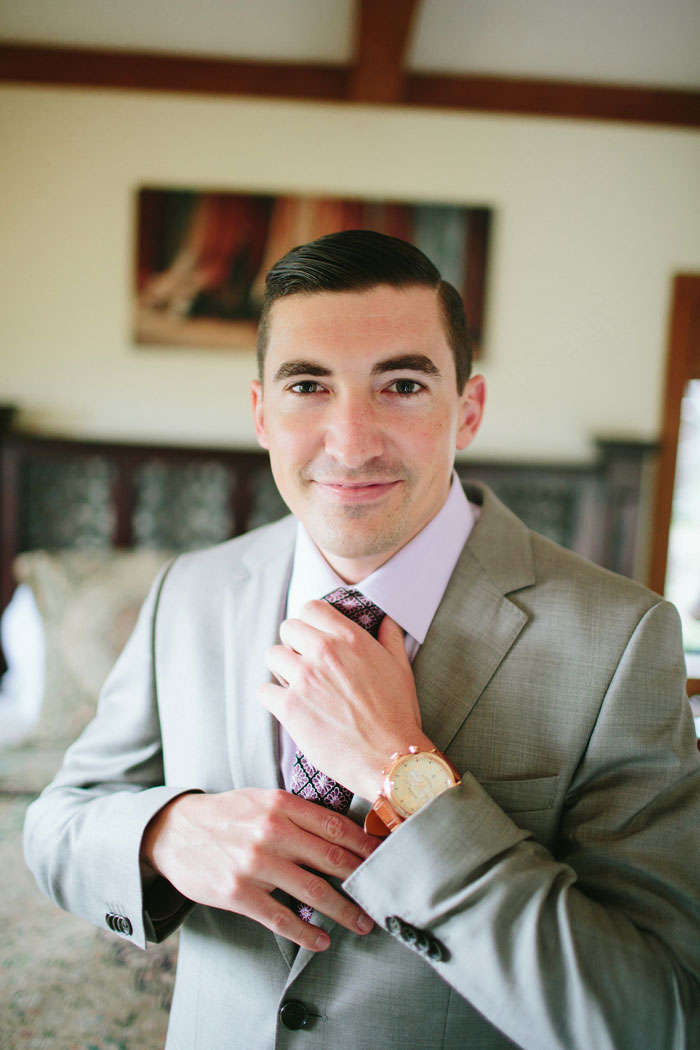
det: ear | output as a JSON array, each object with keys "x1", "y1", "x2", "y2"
[
  {"x1": 455, "y1": 375, "x2": 486, "y2": 451},
  {"x1": 250, "y1": 380, "x2": 269, "y2": 450}
]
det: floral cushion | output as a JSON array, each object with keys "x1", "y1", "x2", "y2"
[{"x1": 4, "y1": 550, "x2": 172, "y2": 791}]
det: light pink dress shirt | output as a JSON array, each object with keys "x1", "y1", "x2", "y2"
[{"x1": 279, "y1": 473, "x2": 478, "y2": 790}]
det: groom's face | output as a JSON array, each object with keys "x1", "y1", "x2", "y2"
[{"x1": 251, "y1": 283, "x2": 484, "y2": 582}]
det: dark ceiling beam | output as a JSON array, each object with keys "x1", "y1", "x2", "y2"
[
  {"x1": 0, "y1": 43, "x2": 348, "y2": 101},
  {"x1": 407, "y1": 72, "x2": 700, "y2": 127},
  {"x1": 1, "y1": 42, "x2": 699, "y2": 128},
  {"x1": 348, "y1": 0, "x2": 419, "y2": 103}
]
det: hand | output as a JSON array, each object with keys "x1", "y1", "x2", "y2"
[
  {"x1": 258, "y1": 601, "x2": 434, "y2": 801},
  {"x1": 141, "y1": 788, "x2": 379, "y2": 951}
]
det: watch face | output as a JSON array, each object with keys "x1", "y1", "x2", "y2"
[{"x1": 388, "y1": 752, "x2": 456, "y2": 818}]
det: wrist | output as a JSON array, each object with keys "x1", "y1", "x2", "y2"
[{"x1": 141, "y1": 790, "x2": 200, "y2": 873}]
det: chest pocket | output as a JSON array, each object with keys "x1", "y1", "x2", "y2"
[
  {"x1": 480, "y1": 774, "x2": 559, "y2": 813},
  {"x1": 479, "y1": 774, "x2": 560, "y2": 849}
]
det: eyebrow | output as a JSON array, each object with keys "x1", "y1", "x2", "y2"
[
  {"x1": 272, "y1": 354, "x2": 441, "y2": 384},
  {"x1": 272, "y1": 360, "x2": 332, "y2": 383},
  {"x1": 371, "y1": 354, "x2": 441, "y2": 378}
]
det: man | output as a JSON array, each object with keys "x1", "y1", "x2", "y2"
[{"x1": 25, "y1": 231, "x2": 700, "y2": 1050}]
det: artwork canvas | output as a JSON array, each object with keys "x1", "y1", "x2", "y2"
[{"x1": 134, "y1": 188, "x2": 491, "y2": 354}]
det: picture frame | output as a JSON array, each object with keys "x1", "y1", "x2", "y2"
[{"x1": 134, "y1": 187, "x2": 491, "y2": 355}]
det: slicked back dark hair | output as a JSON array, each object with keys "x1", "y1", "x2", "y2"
[{"x1": 256, "y1": 229, "x2": 472, "y2": 391}]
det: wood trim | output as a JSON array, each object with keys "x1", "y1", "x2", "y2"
[
  {"x1": 463, "y1": 208, "x2": 490, "y2": 348},
  {"x1": 2, "y1": 43, "x2": 699, "y2": 127},
  {"x1": 0, "y1": 44, "x2": 348, "y2": 101},
  {"x1": 689, "y1": 679, "x2": 700, "y2": 698},
  {"x1": 648, "y1": 275, "x2": 700, "y2": 595},
  {"x1": 349, "y1": 0, "x2": 418, "y2": 103},
  {"x1": 406, "y1": 73, "x2": 700, "y2": 127}
]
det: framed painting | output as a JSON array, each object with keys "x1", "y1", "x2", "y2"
[{"x1": 134, "y1": 188, "x2": 492, "y2": 354}]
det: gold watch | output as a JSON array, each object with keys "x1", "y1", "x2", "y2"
[{"x1": 364, "y1": 747, "x2": 460, "y2": 837}]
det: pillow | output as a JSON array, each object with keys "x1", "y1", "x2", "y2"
[
  {"x1": 12, "y1": 549, "x2": 173, "y2": 749},
  {"x1": 0, "y1": 583, "x2": 45, "y2": 745}
]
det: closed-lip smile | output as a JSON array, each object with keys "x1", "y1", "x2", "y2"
[{"x1": 313, "y1": 479, "x2": 401, "y2": 502}]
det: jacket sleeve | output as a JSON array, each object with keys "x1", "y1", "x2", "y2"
[
  {"x1": 344, "y1": 599, "x2": 700, "y2": 1050},
  {"x1": 23, "y1": 559, "x2": 194, "y2": 950}
]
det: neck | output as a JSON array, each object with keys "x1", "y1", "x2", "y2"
[{"x1": 320, "y1": 551, "x2": 391, "y2": 586}]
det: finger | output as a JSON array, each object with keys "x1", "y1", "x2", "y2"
[
  {"x1": 232, "y1": 883, "x2": 333, "y2": 952},
  {"x1": 230, "y1": 819, "x2": 376, "y2": 947},
  {"x1": 377, "y1": 615, "x2": 410, "y2": 664},
  {"x1": 265, "y1": 642, "x2": 301, "y2": 686},
  {"x1": 278, "y1": 616, "x2": 325, "y2": 654},
  {"x1": 277, "y1": 859, "x2": 375, "y2": 939},
  {"x1": 286, "y1": 794, "x2": 381, "y2": 863},
  {"x1": 287, "y1": 822, "x2": 370, "y2": 881},
  {"x1": 257, "y1": 679, "x2": 284, "y2": 718},
  {"x1": 297, "y1": 599, "x2": 361, "y2": 636},
  {"x1": 245, "y1": 876, "x2": 373, "y2": 951}
]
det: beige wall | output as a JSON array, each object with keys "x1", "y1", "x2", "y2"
[{"x1": 1, "y1": 84, "x2": 699, "y2": 462}]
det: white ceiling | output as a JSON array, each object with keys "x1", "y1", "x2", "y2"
[{"x1": 1, "y1": 0, "x2": 699, "y2": 90}]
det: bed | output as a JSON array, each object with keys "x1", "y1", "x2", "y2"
[{"x1": 0, "y1": 410, "x2": 658, "y2": 1049}]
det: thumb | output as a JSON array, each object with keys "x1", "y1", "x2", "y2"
[{"x1": 377, "y1": 615, "x2": 409, "y2": 662}]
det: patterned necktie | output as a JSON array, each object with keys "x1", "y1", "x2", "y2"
[{"x1": 290, "y1": 587, "x2": 385, "y2": 921}]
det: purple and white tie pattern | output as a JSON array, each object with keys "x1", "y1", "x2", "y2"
[{"x1": 290, "y1": 587, "x2": 384, "y2": 921}]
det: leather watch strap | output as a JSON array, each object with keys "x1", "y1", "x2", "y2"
[{"x1": 364, "y1": 795, "x2": 403, "y2": 837}]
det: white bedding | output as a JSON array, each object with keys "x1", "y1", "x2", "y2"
[{"x1": 0, "y1": 584, "x2": 45, "y2": 745}]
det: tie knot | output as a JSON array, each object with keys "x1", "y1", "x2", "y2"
[{"x1": 323, "y1": 587, "x2": 384, "y2": 638}]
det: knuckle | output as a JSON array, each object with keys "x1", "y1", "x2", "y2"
[
  {"x1": 315, "y1": 637, "x2": 334, "y2": 664},
  {"x1": 269, "y1": 788, "x2": 291, "y2": 812},
  {"x1": 257, "y1": 814, "x2": 280, "y2": 842},
  {"x1": 256, "y1": 806, "x2": 286, "y2": 842},
  {"x1": 325, "y1": 843, "x2": 345, "y2": 868},
  {"x1": 323, "y1": 812, "x2": 345, "y2": 840},
  {"x1": 237, "y1": 837, "x2": 270, "y2": 877},
  {"x1": 244, "y1": 841, "x2": 265, "y2": 869},
  {"x1": 302, "y1": 872, "x2": 328, "y2": 904},
  {"x1": 225, "y1": 871, "x2": 246, "y2": 904},
  {"x1": 269, "y1": 908, "x2": 291, "y2": 935}
]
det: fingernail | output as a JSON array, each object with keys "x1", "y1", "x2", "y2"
[
  {"x1": 314, "y1": 931, "x2": 330, "y2": 950},
  {"x1": 357, "y1": 913, "x2": 373, "y2": 934}
]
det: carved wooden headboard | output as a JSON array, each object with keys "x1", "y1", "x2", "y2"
[
  {"x1": 0, "y1": 428, "x2": 288, "y2": 620},
  {"x1": 0, "y1": 412, "x2": 657, "y2": 628}
]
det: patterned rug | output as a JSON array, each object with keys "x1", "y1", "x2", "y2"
[{"x1": 0, "y1": 794, "x2": 177, "y2": 1050}]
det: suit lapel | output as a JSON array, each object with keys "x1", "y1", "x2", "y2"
[
  {"x1": 414, "y1": 485, "x2": 535, "y2": 749},
  {"x1": 413, "y1": 553, "x2": 528, "y2": 750}
]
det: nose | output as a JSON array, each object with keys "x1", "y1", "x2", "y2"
[{"x1": 324, "y1": 393, "x2": 384, "y2": 468}]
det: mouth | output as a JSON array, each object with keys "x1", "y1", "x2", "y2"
[{"x1": 312, "y1": 479, "x2": 401, "y2": 503}]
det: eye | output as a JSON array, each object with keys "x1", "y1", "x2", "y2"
[
  {"x1": 387, "y1": 379, "x2": 424, "y2": 395},
  {"x1": 289, "y1": 380, "x2": 324, "y2": 394}
]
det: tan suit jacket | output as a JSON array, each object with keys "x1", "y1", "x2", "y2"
[{"x1": 24, "y1": 484, "x2": 700, "y2": 1049}]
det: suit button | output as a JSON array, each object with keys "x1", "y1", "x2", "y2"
[
  {"x1": 279, "y1": 999, "x2": 309, "y2": 1030},
  {"x1": 105, "y1": 913, "x2": 133, "y2": 937},
  {"x1": 427, "y1": 937, "x2": 447, "y2": 962},
  {"x1": 414, "y1": 930, "x2": 431, "y2": 954},
  {"x1": 400, "y1": 922, "x2": 418, "y2": 944},
  {"x1": 386, "y1": 915, "x2": 402, "y2": 936}
]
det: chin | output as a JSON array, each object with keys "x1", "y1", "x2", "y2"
[{"x1": 310, "y1": 520, "x2": 403, "y2": 562}]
